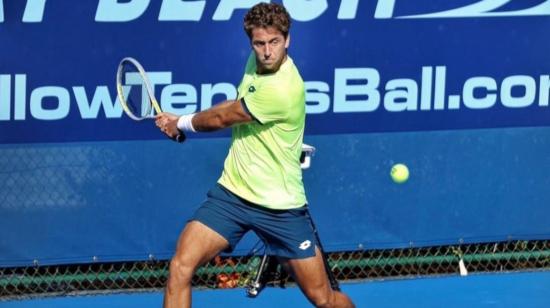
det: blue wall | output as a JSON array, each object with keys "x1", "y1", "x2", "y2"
[{"x1": 1, "y1": 0, "x2": 549, "y2": 266}]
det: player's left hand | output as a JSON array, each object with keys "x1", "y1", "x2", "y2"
[{"x1": 155, "y1": 112, "x2": 181, "y2": 140}]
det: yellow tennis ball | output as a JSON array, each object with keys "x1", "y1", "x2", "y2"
[{"x1": 391, "y1": 163, "x2": 409, "y2": 184}]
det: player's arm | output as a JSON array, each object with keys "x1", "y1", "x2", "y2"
[
  {"x1": 191, "y1": 99, "x2": 253, "y2": 132},
  {"x1": 155, "y1": 99, "x2": 253, "y2": 139}
]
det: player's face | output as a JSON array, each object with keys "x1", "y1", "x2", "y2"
[{"x1": 250, "y1": 26, "x2": 289, "y2": 74}]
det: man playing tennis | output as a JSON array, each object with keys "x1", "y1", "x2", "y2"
[{"x1": 155, "y1": 3, "x2": 354, "y2": 308}]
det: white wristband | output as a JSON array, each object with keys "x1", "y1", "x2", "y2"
[{"x1": 177, "y1": 113, "x2": 197, "y2": 132}]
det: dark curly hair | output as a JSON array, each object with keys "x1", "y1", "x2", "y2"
[{"x1": 244, "y1": 3, "x2": 291, "y2": 39}]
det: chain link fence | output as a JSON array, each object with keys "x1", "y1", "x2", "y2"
[
  {"x1": 1, "y1": 145, "x2": 549, "y2": 299},
  {"x1": 1, "y1": 240, "x2": 548, "y2": 300}
]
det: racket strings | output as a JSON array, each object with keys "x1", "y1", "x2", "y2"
[{"x1": 118, "y1": 62, "x2": 153, "y2": 120}]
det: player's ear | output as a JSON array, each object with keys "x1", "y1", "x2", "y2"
[{"x1": 285, "y1": 34, "x2": 290, "y2": 48}]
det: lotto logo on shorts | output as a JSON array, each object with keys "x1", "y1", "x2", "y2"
[{"x1": 299, "y1": 240, "x2": 312, "y2": 250}]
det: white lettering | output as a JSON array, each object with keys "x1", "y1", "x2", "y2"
[
  {"x1": 305, "y1": 81, "x2": 330, "y2": 114},
  {"x1": 1, "y1": 68, "x2": 548, "y2": 123},
  {"x1": 10, "y1": 0, "x2": 550, "y2": 23},
  {"x1": 73, "y1": 86, "x2": 123, "y2": 118},
  {"x1": 384, "y1": 79, "x2": 418, "y2": 112},
  {"x1": 96, "y1": 0, "x2": 150, "y2": 22},
  {"x1": 420, "y1": 66, "x2": 433, "y2": 110},
  {"x1": 213, "y1": 0, "x2": 266, "y2": 21},
  {"x1": 540, "y1": 75, "x2": 550, "y2": 107},
  {"x1": 30, "y1": 86, "x2": 70, "y2": 120},
  {"x1": 448, "y1": 95, "x2": 461, "y2": 110},
  {"x1": 463, "y1": 77, "x2": 497, "y2": 109},
  {"x1": 141, "y1": 72, "x2": 172, "y2": 101},
  {"x1": 15, "y1": 75, "x2": 26, "y2": 120},
  {"x1": 374, "y1": 0, "x2": 396, "y2": 19},
  {"x1": 0, "y1": 75, "x2": 10, "y2": 120},
  {"x1": 334, "y1": 68, "x2": 380, "y2": 112},
  {"x1": 501, "y1": 75, "x2": 536, "y2": 108},
  {"x1": 159, "y1": 0, "x2": 205, "y2": 21},
  {"x1": 125, "y1": 72, "x2": 172, "y2": 112},
  {"x1": 434, "y1": 66, "x2": 446, "y2": 110},
  {"x1": 23, "y1": 0, "x2": 47, "y2": 22},
  {"x1": 283, "y1": 0, "x2": 327, "y2": 21},
  {"x1": 160, "y1": 84, "x2": 197, "y2": 114},
  {"x1": 337, "y1": 0, "x2": 360, "y2": 19}
]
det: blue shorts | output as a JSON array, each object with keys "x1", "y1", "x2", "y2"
[{"x1": 191, "y1": 184, "x2": 318, "y2": 259}]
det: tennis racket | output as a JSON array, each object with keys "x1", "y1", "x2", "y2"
[
  {"x1": 116, "y1": 57, "x2": 185, "y2": 142},
  {"x1": 245, "y1": 209, "x2": 339, "y2": 298}
]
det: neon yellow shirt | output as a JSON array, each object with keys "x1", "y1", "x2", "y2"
[{"x1": 218, "y1": 53, "x2": 307, "y2": 210}]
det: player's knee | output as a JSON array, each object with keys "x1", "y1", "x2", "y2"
[
  {"x1": 167, "y1": 257, "x2": 195, "y2": 285},
  {"x1": 305, "y1": 288, "x2": 333, "y2": 308}
]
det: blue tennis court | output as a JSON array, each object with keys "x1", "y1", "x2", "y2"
[{"x1": 2, "y1": 271, "x2": 548, "y2": 308}]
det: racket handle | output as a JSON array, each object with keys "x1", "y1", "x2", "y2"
[{"x1": 175, "y1": 133, "x2": 186, "y2": 143}]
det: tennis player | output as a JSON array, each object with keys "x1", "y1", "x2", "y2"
[{"x1": 155, "y1": 3, "x2": 355, "y2": 308}]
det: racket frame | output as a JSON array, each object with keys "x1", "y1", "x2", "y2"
[
  {"x1": 116, "y1": 57, "x2": 186, "y2": 143},
  {"x1": 116, "y1": 57, "x2": 161, "y2": 121}
]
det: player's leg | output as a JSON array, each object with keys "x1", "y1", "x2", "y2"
[
  {"x1": 280, "y1": 247, "x2": 355, "y2": 308},
  {"x1": 163, "y1": 220, "x2": 229, "y2": 308},
  {"x1": 250, "y1": 204, "x2": 355, "y2": 307},
  {"x1": 164, "y1": 184, "x2": 250, "y2": 308}
]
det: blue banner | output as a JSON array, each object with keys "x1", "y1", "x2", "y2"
[{"x1": 1, "y1": 0, "x2": 549, "y2": 143}]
